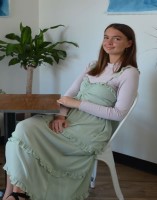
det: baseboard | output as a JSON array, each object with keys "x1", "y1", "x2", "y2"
[{"x1": 113, "y1": 151, "x2": 157, "y2": 175}]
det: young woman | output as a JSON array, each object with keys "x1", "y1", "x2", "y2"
[{"x1": 3, "y1": 23, "x2": 139, "y2": 200}]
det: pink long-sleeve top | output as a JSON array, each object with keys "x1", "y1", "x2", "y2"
[{"x1": 59, "y1": 61, "x2": 140, "y2": 121}]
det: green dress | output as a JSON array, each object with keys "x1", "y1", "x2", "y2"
[{"x1": 4, "y1": 77, "x2": 117, "y2": 200}]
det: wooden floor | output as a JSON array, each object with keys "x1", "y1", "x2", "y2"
[{"x1": 0, "y1": 144, "x2": 157, "y2": 200}]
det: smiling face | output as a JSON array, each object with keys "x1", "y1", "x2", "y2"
[{"x1": 103, "y1": 27, "x2": 132, "y2": 63}]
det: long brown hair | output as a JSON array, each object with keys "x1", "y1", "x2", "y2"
[{"x1": 88, "y1": 23, "x2": 138, "y2": 76}]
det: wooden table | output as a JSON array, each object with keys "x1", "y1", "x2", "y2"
[
  {"x1": 0, "y1": 94, "x2": 60, "y2": 113},
  {"x1": 0, "y1": 94, "x2": 60, "y2": 142}
]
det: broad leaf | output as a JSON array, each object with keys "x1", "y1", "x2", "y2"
[
  {"x1": 5, "y1": 33, "x2": 20, "y2": 42},
  {"x1": 21, "y1": 26, "x2": 32, "y2": 45},
  {"x1": 34, "y1": 31, "x2": 44, "y2": 47},
  {"x1": 42, "y1": 57, "x2": 53, "y2": 65},
  {"x1": 0, "y1": 40, "x2": 8, "y2": 44},
  {"x1": 6, "y1": 44, "x2": 21, "y2": 56},
  {"x1": 42, "y1": 24, "x2": 64, "y2": 33},
  {"x1": 0, "y1": 55, "x2": 5, "y2": 60},
  {"x1": 51, "y1": 41, "x2": 79, "y2": 48},
  {"x1": 8, "y1": 58, "x2": 20, "y2": 65}
]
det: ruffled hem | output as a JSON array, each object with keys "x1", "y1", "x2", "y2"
[
  {"x1": 3, "y1": 166, "x2": 90, "y2": 200},
  {"x1": 3, "y1": 166, "x2": 34, "y2": 200},
  {"x1": 8, "y1": 137, "x2": 88, "y2": 179},
  {"x1": 72, "y1": 191, "x2": 89, "y2": 200}
]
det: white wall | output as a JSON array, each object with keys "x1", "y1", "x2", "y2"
[
  {"x1": 0, "y1": 0, "x2": 39, "y2": 94},
  {"x1": 39, "y1": 0, "x2": 157, "y2": 163}
]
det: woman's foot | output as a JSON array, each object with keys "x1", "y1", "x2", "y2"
[{"x1": 6, "y1": 192, "x2": 30, "y2": 200}]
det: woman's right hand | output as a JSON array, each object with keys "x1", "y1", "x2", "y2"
[{"x1": 49, "y1": 115, "x2": 68, "y2": 133}]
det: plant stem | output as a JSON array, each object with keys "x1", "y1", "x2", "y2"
[
  {"x1": 25, "y1": 66, "x2": 34, "y2": 119},
  {"x1": 26, "y1": 66, "x2": 34, "y2": 94}
]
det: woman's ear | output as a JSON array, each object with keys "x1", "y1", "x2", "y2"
[{"x1": 127, "y1": 40, "x2": 133, "y2": 48}]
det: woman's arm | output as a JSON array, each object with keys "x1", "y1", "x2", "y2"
[{"x1": 57, "y1": 68, "x2": 87, "y2": 116}]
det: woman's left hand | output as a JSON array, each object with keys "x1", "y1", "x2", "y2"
[{"x1": 57, "y1": 96, "x2": 81, "y2": 108}]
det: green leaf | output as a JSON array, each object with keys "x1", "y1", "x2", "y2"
[
  {"x1": 51, "y1": 41, "x2": 79, "y2": 48},
  {"x1": 57, "y1": 50, "x2": 67, "y2": 59},
  {"x1": 6, "y1": 44, "x2": 21, "y2": 56},
  {"x1": 0, "y1": 55, "x2": 5, "y2": 60},
  {"x1": 20, "y1": 22, "x2": 24, "y2": 32},
  {"x1": 21, "y1": 26, "x2": 32, "y2": 45},
  {"x1": 42, "y1": 24, "x2": 65, "y2": 33},
  {"x1": 5, "y1": 33, "x2": 21, "y2": 42},
  {"x1": 0, "y1": 45, "x2": 6, "y2": 50},
  {"x1": 62, "y1": 41, "x2": 79, "y2": 47},
  {"x1": 0, "y1": 40, "x2": 8, "y2": 44},
  {"x1": 8, "y1": 58, "x2": 20, "y2": 65},
  {"x1": 43, "y1": 57, "x2": 54, "y2": 65},
  {"x1": 39, "y1": 41, "x2": 52, "y2": 49},
  {"x1": 34, "y1": 31, "x2": 44, "y2": 47}
]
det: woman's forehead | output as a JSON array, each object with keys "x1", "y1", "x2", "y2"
[{"x1": 104, "y1": 27, "x2": 126, "y2": 37}]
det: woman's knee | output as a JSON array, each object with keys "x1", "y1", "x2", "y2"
[{"x1": 13, "y1": 117, "x2": 37, "y2": 138}]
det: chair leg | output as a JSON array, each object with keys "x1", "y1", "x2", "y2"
[
  {"x1": 98, "y1": 147, "x2": 124, "y2": 200},
  {"x1": 90, "y1": 160, "x2": 98, "y2": 188},
  {"x1": 107, "y1": 160, "x2": 124, "y2": 200}
]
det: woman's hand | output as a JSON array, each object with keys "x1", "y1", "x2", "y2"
[
  {"x1": 49, "y1": 115, "x2": 68, "y2": 133},
  {"x1": 57, "y1": 96, "x2": 81, "y2": 108}
]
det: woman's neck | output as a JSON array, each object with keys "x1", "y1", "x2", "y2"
[{"x1": 109, "y1": 55, "x2": 121, "y2": 64}]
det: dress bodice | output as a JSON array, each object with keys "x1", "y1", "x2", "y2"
[{"x1": 76, "y1": 77, "x2": 117, "y2": 107}]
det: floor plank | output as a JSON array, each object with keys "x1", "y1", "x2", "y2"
[{"x1": 87, "y1": 161, "x2": 157, "y2": 199}]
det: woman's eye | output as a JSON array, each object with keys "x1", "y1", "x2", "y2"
[
  {"x1": 103, "y1": 36, "x2": 121, "y2": 41},
  {"x1": 113, "y1": 37, "x2": 121, "y2": 41}
]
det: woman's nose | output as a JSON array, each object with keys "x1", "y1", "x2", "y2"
[{"x1": 106, "y1": 38, "x2": 113, "y2": 45}]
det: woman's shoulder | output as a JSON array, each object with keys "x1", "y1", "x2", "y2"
[
  {"x1": 119, "y1": 65, "x2": 140, "y2": 82},
  {"x1": 121, "y1": 65, "x2": 140, "y2": 75}
]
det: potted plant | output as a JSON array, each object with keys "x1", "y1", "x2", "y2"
[{"x1": 0, "y1": 23, "x2": 78, "y2": 94}]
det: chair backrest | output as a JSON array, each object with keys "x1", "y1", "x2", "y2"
[{"x1": 109, "y1": 94, "x2": 138, "y2": 143}]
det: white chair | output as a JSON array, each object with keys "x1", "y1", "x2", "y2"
[{"x1": 90, "y1": 95, "x2": 138, "y2": 200}]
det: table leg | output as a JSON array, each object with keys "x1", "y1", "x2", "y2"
[
  {"x1": 4, "y1": 113, "x2": 16, "y2": 143},
  {"x1": 0, "y1": 113, "x2": 16, "y2": 197}
]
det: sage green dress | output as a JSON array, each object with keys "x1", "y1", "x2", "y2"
[{"x1": 3, "y1": 77, "x2": 117, "y2": 200}]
